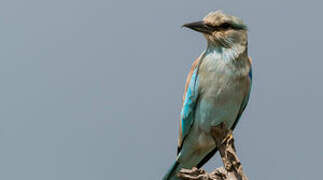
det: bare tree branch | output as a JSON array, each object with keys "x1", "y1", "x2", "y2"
[{"x1": 177, "y1": 123, "x2": 248, "y2": 180}]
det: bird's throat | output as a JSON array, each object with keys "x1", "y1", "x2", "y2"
[{"x1": 204, "y1": 43, "x2": 246, "y2": 63}]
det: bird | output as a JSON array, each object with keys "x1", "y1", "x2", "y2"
[{"x1": 163, "y1": 11, "x2": 252, "y2": 180}]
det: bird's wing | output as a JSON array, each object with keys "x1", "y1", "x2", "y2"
[
  {"x1": 177, "y1": 57, "x2": 201, "y2": 154},
  {"x1": 231, "y1": 56, "x2": 253, "y2": 129}
]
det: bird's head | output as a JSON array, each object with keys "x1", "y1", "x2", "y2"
[{"x1": 183, "y1": 11, "x2": 248, "y2": 48}]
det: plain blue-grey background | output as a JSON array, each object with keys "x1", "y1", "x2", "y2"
[{"x1": 1, "y1": 0, "x2": 322, "y2": 179}]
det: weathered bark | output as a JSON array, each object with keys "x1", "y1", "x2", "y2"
[{"x1": 177, "y1": 123, "x2": 248, "y2": 180}]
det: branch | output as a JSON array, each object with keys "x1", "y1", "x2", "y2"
[{"x1": 177, "y1": 123, "x2": 248, "y2": 180}]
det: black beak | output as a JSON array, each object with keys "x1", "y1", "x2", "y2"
[{"x1": 182, "y1": 21, "x2": 213, "y2": 34}]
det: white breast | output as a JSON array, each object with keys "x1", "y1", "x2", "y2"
[{"x1": 194, "y1": 46, "x2": 250, "y2": 132}]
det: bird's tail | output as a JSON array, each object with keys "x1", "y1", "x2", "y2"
[{"x1": 162, "y1": 160, "x2": 183, "y2": 180}]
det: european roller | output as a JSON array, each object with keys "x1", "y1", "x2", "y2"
[{"x1": 163, "y1": 11, "x2": 252, "y2": 180}]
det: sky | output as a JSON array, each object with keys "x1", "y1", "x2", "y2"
[{"x1": 1, "y1": 0, "x2": 323, "y2": 179}]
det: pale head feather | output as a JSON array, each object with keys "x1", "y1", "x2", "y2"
[{"x1": 202, "y1": 11, "x2": 248, "y2": 49}]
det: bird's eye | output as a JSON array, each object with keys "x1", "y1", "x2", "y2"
[{"x1": 220, "y1": 23, "x2": 231, "y2": 29}]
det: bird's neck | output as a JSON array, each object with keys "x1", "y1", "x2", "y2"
[{"x1": 204, "y1": 41, "x2": 247, "y2": 63}]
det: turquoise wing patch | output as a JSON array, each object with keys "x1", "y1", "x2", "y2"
[{"x1": 180, "y1": 68, "x2": 199, "y2": 147}]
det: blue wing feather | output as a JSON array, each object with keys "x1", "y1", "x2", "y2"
[{"x1": 178, "y1": 68, "x2": 199, "y2": 152}]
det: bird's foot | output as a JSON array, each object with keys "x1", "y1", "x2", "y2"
[
  {"x1": 177, "y1": 167, "x2": 211, "y2": 180},
  {"x1": 210, "y1": 123, "x2": 232, "y2": 147}
]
